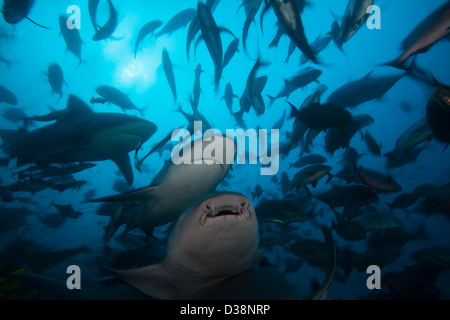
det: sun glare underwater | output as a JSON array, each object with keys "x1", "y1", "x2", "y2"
[{"x1": 0, "y1": 0, "x2": 450, "y2": 300}]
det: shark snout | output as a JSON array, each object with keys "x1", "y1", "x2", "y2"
[{"x1": 199, "y1": 194, "x2": 253, "y2": 228}]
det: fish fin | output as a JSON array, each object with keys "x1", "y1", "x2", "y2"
[
  {"x1": 64, "y1": 80, "x2": 70, "y2": 90},
  {"x1": 218, "y1": 27, "x2": 237, "y2": 39},
  {"x1": 259, "y1": 2, "x2": 272, "y2": 36},
  {"x1": 287, "y1": 101, "x2": 301, "y2": 118},
  {"x1": 25, "y1": 16, "x2": 50, "y2": 29},
  {"x1": 110, "y1": 263, "x2": 177, "y2": 299},
  {"x1": 326, "y1": 173, "x2": 334, "y2": 184},
  {"x1": 89, "y1": 185, "x2": 158, "y2": 210},
  {"x1": 328, "y1": 7, "x2": 343, "y2": 21},
  {"x1": 387, "y1": 203, "x2": 394, "y2": 212},
  {"x1": 310, "y1": 227, "x2": 336, "y2": 300},
  {"x1": 111, "y1": 154, "x2": 134, "y2": 186},
  {"x1": 251, "y1": 248, "x2": 268, "y2": 268}
]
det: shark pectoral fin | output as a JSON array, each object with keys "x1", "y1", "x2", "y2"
[
  {"x1": 89, "y1": 185, "x2": 158, "y2": 209},
  {"x1": 112, "y1": 154, "x2": 134, "y2": 185},
  {"x1": 112, "y1": 263, "x2": 176, "y2": 300}
]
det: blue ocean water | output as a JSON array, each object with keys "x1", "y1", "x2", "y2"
[{"x1": 0, "y1": 0, "x2": 449, "y2": 300}]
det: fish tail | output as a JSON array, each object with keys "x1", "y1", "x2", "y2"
[
  {"x1": 87, "y1": 185, "x2": 158, "y2": 209},
  {"x1": 384, "y1": 57, "x2": 407, "y2": 70},
  {"x1": 325, "y1": 173, "x2": 334, "y2": 184},
  {"x1": 266, "y1": 95, "x2": 277, "y2": 106},
  {"x1": 387, "y1": 202, "x2": 394, "y2": 212}
]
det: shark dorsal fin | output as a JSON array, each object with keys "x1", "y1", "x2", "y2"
[{"x1": 66, "y1": 95, "x2": 94, "y2": 117}]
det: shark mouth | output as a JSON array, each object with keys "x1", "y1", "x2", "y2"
[{"x1": 200, "y1": 201, "x2": 252, "y2": 228}]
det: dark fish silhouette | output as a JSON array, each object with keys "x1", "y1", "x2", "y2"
[
  {"x1": 46, "y1": 63, "x2": 67, "y2": 105},
  {"x1": 88, "y1": 0, "x2": 101, "y2": 31},
  {"x1": 93, "y1": 0, "x2": 118, "y2": 41},
  {"x1": 191, "y1": 63, "x2": 204, "y2": 109},
  {"x1": 334, "y1": 0, "x2": 374, "y2": 50},
  {"x1": 300, "y1": 21, "x2": 339, "y2": 64},
  {"x1": 269, "y1": 0, "x2": 317, "y2": 63},
  {"x1": 155, "y1": 8, "x2": 196, "y2": 40},
  {"x1": 96, "y1": 85, "x2": 144, "y2": 116},
  {"x1": 387, "y1": 2, "x2": 450, "y2": 69},
  {"x1": 1, "y1": 0, "x2": 49, "y2": 29},
  {"x1": 0, "y1": 95, "x2": 156, "y2": 185},
  {"x1": 196, "y1": 2, "x2": 233, "y2": 93},
  {"x1": 362, "y1": 130, "x2": 381, "y2": 156},
  {"x1": 241, "y1": 0, "x2": 263, "y2": 51},
  {"x1": 359, "y1": 166, "x2": 402, "y2": 192},
  {"x1": 59, "y1": 15, "x2": 82, "y2": 65},
  {"x1": 223, "y1": 38, "x2": 239, "y2": 68},
  {"x1": 291, "y1": 164, "x2": 333, "y2": 189},
  {"x1": 315, "y1": 185, "x2": 379, "y2": 208},
  {"x1": 185, "y1": 0, "x2": 219, "y2": 60},
  {"x1": 0, "y1": 84, "x2": 17, "y2": 105},
  {"x1": 162, "y1": 48, "x2": 177, "y2": 104},
  {"x1": 426, "y1": 78, "x2": 450, "y2": 145},
  {"x1": 222, "y1": 82, "x2": 239, "y2": 115},
  {"x1": 134, "y1": 20, "x2": 162, "y2": 58},
  {"x1": 297, "y1": 103, "x2": 351, "y2": 130},
  {"x1": 327, "y1": 70, "x2": 406, "y2": 108},
  {"x1": 324, "y1": 114, "x2": 374, "y2": 155},
  {"x1": 289, "y1": 154, "x2": 327, "y2": 169},
  {"x1": 90, "y1": 97, "x2": 108, "y2": 106},
  {"x1": 246, "y1": 59, "x2": 268, "y2": 115},
  {"x1": 52, "y1": 203, "x2": 82, "y2": 220}
]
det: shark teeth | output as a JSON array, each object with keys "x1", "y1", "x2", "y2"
[{"x1": 200, "y1": 203, "x2": 252, "y2": 228}]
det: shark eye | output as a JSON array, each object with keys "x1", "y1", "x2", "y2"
[
  {"x1": 206, "y1": 204, "x2": 211, "y2": 210},
  {"x1": 240, "y1": 202, "x2": 246, "y2": 208}
]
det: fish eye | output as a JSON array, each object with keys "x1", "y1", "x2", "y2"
[{"x1": 240, "y1": 202, "x2": 246, "y2": 207}]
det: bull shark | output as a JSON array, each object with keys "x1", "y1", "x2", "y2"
[
  {"x1": 0, "y1": 95, "x2": 156, "y2": 185},
  {"x1": 90, "y1": 133, "x2": 236, "y2": 238}
]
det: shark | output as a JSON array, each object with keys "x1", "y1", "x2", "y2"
[
  {"x1": 107, "y1": 192, "x2": 260, "y2": 300},
  {"x1": 0, "y1": 95, "x2": 157, "y2": 185},
  {"x1": 90, "y1": 133, "x2": 236, "y2": 238},
  {"x1": 107, "y1": 193, "x2": 336, "y2": 300}
]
